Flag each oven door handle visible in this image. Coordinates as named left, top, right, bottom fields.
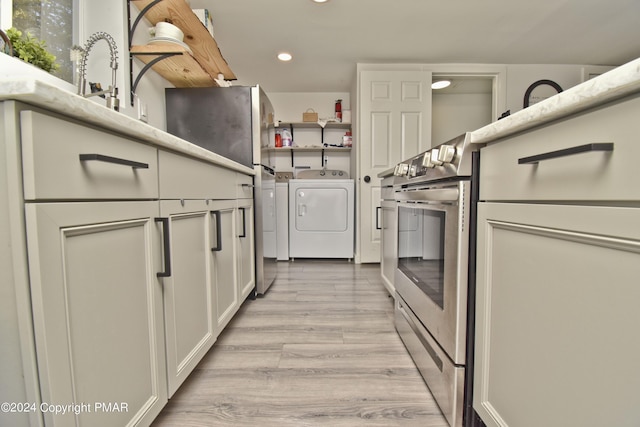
left=395, top=188, right=459, bottom=202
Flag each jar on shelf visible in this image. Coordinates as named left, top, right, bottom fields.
left=343, top=131, right=352, bottom=147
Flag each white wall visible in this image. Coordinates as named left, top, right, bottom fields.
left=267, top=92, right=351, bottom=123
left=432, top=92, right=493, bottom=144
left=504, top=64, right=615, bottom=114
left=0, top=0, right=11, bottom=29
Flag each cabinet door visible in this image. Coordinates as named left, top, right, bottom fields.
left=24, top=201, right=167, bottom=427
left=358, top=70, right=432, bottom=262
left=159, top=200, right=217, bottom=396
left=237, top=198, right=256, bottom=300
left=474, top=202, right=640, bottom=427
left=210, top=200, right=239, bottom=332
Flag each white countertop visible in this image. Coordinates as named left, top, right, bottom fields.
left=0, top=78, right=255, bottom=175
left=470, top=57, right=640, bottom=145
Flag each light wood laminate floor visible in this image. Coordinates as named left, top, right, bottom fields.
left=152, top=260, right=448, bottom=427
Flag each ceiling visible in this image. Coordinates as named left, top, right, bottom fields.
left=189, top=0, right=640, bottom=93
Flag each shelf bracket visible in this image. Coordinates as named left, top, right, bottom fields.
left=128, top=0, right=172, bottom=106
left=129, top=0, right=164, bottom=46
left=130, top=52, right=181, bottom=104
left=289, top=123, right=295, bottom=167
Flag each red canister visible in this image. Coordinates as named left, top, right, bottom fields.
left=335, top=99, right=342, bottom=123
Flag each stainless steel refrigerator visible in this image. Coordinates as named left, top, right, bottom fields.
left=165, top=85, right=277, bottom=295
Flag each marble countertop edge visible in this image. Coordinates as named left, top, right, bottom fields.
left=0, top=78, right=255, bottom=175
left=470, top=58, right=640, bottom=145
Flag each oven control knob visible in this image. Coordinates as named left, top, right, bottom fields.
left=422, top=151, right=435, bottom=168
left=438, top=145, right=456, bottom=164
left=409, top=164, right=417, bottom=177
left=395, top=163, right=409, bottom=176
left=430, top=149, right=443, bottom=166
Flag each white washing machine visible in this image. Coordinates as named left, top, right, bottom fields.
left=289, top=170, right=354, bottom=259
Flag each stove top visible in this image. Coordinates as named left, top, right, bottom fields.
left=393, top=133, right=478, bottom=184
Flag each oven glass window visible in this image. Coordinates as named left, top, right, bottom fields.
left=397, top=206, right=445, bottom=309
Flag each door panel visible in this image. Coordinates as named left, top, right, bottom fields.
left=25, top=201, right=167, bottom=427
left=371, top=112, right=391, bottom=167
left=159, top=200, right=216, bottom=396
left=475, top=202, right=640, bottom=427
left=210, top=201, right=238, bottom=333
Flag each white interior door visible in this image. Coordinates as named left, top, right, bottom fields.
left=358, top=70, right=432, bottom=263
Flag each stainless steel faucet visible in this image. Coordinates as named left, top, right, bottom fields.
left=76, top=32, right=120, bottom=111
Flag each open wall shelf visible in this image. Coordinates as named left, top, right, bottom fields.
left=128, top=0, right=236, bottom=102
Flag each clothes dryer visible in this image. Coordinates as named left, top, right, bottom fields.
left=289, top=173, right=354, bottom=259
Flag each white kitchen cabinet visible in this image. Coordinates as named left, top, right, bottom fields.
left=474, top=95, right=640, bottom=427
left=158, top=149, right=237, bottom=200
left=14, top=105, right=168, bottom=427
left=158, top=150, right=255, bottom=392
left=159, top=200, right=217, bottom=397
left=474, top=203, right=640, bottom=427
left=1, top=100, right=257, bottom=427
left=210, top=199, right=239, bottom=333
left=207, top=196, right=254, bottom=335
left=25, top=201, right=168, bottom=427
left=20, top=110, right=159, bottom=201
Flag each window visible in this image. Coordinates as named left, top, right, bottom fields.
left=11, top=0, right=75, bottom=82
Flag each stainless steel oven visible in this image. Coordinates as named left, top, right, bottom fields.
left=393, top=133, right=480, bottom=427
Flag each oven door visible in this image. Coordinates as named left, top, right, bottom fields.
left=395, top=181, right=470, bottom=365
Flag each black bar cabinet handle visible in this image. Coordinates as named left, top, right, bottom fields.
left=210, top=210, right=222, bottom=252
left=375, top=206, right=382, bottom=230
left=79, top=153, right=149, bottom=169
left=155, top=217, right=171, bottom=278
left=518, top=143, right=614, bottom=165
left=238, top=207, right=247, bottom=238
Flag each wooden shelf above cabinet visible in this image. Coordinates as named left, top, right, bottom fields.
left=131, top=0, right=236, bottom=81
left=130, top=44, right=218, bottom=87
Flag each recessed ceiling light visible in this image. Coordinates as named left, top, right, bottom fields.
left=432, top=80, right=451, bottom=90
left=312, top=0, right=330, bottom=3
left=277, top=52, right=292, bottom=61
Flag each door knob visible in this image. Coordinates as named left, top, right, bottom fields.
left=364, top=175, right=371, bottom=183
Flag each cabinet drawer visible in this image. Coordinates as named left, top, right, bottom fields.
left=480, top=95, right=640, bottom=202
left=159, top=149, right=237, bottom=199
left=236, top=174, right=253, bottom=199
left=20, top=110, right=158, bottom=200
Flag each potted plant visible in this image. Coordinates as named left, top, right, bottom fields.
left=4, top=27, right=59, bottom=73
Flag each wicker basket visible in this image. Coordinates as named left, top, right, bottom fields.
left=302, top=108, right=318, bottom=122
